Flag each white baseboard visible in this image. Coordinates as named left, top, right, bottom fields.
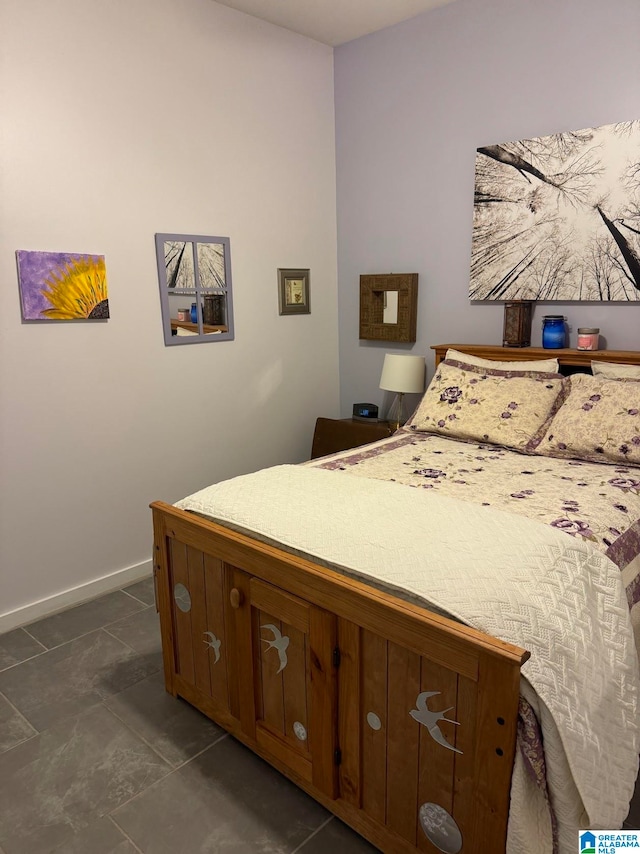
left=0, top=559, right=154, bottom=633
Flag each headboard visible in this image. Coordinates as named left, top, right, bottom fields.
left=431, top=344, right=640, bottom=375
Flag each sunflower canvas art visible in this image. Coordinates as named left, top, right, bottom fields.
left=16, top=250, right=109, bottom=320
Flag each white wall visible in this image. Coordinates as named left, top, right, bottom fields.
left=0, top=0, right=339, bottom=625
left=334, top=0, right=640, bottom=416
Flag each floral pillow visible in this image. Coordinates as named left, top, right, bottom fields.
left=535, top=372, right=640, bottom=466
left=406, top=359, right=567, bottom=452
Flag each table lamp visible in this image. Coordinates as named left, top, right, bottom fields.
left=379, top=353, right=425, bottom=431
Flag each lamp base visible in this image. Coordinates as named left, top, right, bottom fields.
left=386, top=392, right=405, bottom=432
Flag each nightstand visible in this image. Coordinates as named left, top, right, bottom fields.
left=310, top=418, right=393, bottom=460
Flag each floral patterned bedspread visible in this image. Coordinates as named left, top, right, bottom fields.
left=309, top=431, right=640, bottom=614
left=308, top=430, right=640, bottom=849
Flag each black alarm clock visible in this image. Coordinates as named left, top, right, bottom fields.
left=353, top=402, right=379, bottom=421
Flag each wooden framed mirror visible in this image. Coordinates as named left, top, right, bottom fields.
left=359, top=273, right=418, bottom=343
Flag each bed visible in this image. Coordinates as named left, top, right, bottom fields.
left=151, top=344, right=640, bottom=854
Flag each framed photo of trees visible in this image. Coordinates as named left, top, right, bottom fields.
left=470, top=120, right=640, bottom=301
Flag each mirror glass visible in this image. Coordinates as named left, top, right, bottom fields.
left=383, top=290, right=399, bottom=324
left=155, top=233, right=234, bottom=346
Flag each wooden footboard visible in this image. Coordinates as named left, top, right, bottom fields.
left=151, top=500, right=530, bottom=854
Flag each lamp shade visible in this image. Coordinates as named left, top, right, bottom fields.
left=379, top=353, right=425, bottom=394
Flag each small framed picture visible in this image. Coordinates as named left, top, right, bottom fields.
left=278, top=268, right=310, bottom=315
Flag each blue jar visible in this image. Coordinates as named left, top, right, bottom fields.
left=542, top=315, right=566, bottom=349
left=190, top=302, right=198, bottom=324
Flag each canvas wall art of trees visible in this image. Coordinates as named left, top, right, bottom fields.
left=16, top=250, right=109, bottom=320
left=469, top=120, right=640, bottom=301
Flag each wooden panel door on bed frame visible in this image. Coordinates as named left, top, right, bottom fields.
left=154, top=538, right=338, bottom=799
left=152, top=501, right=528, bottom=854
left=230, top=568, right=339, bottom=797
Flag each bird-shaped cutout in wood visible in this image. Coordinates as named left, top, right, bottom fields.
left=203, top=631, right=221, bottom=663
left=260, top=624, right=290, bottom=673
left=409, top=691, right=462, bottom=754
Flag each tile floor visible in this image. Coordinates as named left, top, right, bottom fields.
left=0, top=579, right=377, bottom=854
left=0, top=578, right=637, bottom=853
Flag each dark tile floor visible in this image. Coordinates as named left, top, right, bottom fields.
left=0, top=578, right=638, bottom=853
left=0, top=579, right=376, bottom=854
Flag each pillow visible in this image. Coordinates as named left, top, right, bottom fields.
left=406, top=360, right=567, bottom=452
left=445, top=348, right=559, bottom=373
left=535, top=372, right=640, bottom=466
left=591, top=361, right=640, bottom=379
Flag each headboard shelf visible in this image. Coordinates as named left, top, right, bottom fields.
left=432, top=344, right=640, bottom=369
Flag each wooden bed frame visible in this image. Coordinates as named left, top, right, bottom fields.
left=432, top=344, right=640, bottom=370
left=151, top=344, right=640, bottom=854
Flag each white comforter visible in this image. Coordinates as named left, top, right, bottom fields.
left=176, top=464, right=640, bottom=853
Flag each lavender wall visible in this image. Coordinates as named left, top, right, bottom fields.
left=334, top=0, right=640, bottom=416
